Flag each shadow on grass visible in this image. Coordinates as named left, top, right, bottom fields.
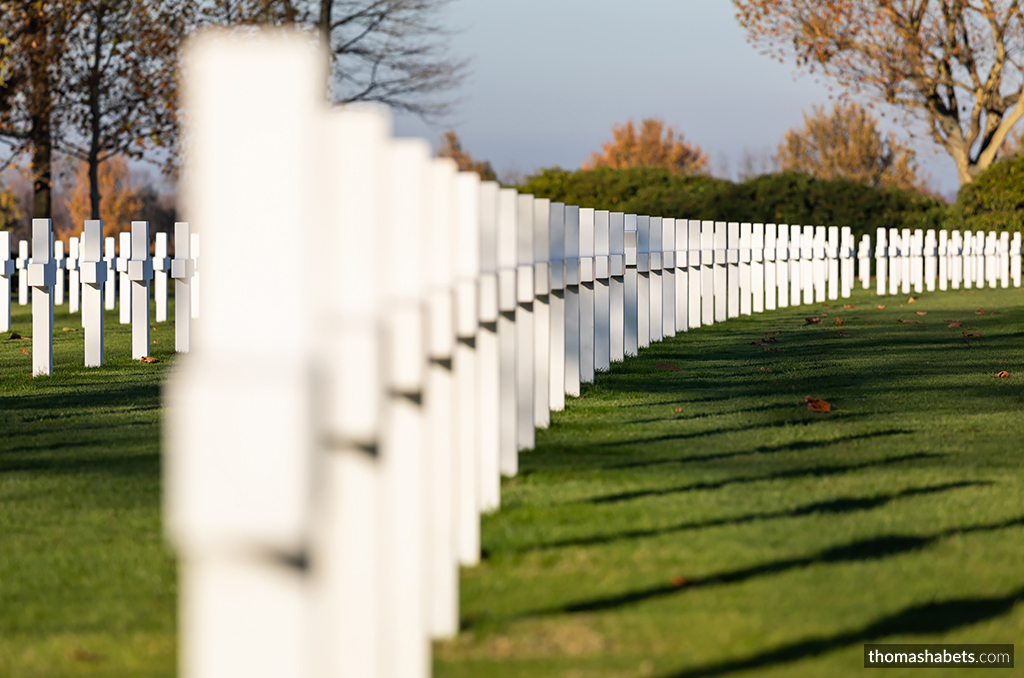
left=2, top=382, right=161, bottom=413
left=514, top=481, right=988, bottom=553
left=601, top=428, right=915, bottom=471
left=0, top=451, right=159, bottom=475
left=581, top=452, right=945, bottom=505
left=464, top=515, right=1024, bottom=630
left=659, top=584, right=1024, bottom=678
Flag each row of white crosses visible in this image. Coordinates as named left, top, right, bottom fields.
left=2, top=219, right=198, bottom=373
left=5, top=226, right=199, bottom=320
left=868, top=227, right=1023, bottom=295
left=163, top=31, right=1024, bottom=678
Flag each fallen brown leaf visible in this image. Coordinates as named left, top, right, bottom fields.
left=655, top=361, right=681, bottom=371
left=975, top=308, right=986, bottom=314
left=140, top=356, right=161, bottom=364
left=908, top=297, right=917, bottom=303
left=915, top=311, right=927, bottom=315
left=898, top=319, right=921, bottom=324
left=674, top=406, right=683, bottom=413
left=835, top=317, right=844, bottom=325
left=671, top=576, right=691, bottom=588
left=877, top=305, right=886, bottom=309
left=805, top=396, right=832, bottom=413
left=805, top=317, right=821, bottom=325
left=68, top=648, right=103, bottom=663
left=996, top=371, right=1009, bottom=378
left=963, top=332, right=981, bottom=338
left=61, top=327, right=77, bottom=332
left=948, top=322, right=962, bottom=328
left=9, top=332, right=29, bottom=340
left=20, top=347, right=28, bottom=355
left=843, top=304, right=855, bottom=309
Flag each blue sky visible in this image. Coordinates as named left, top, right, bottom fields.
left=393, top=0, right=960, bottom=197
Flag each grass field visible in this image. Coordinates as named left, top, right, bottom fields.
left=2, top=284, right=1023, bottom=677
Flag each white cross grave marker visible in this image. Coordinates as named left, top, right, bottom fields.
left=0, top=232, right=12, bottom=331
left=578, top=207, right=595, bottom=382
left=154, top=232, right=171, bottom=322
left=166, top=33, right=324, bottom=678
left=924, top=230, right=937, bottom=292
left=1000, top=231, right=1010, bottom=288
left=563, top=205, right=581, bottom=396
left=662, top=217, right=676, bottom=335
left=28, top=219, right=56, bottom=376
left=887, top=228, right=900, bottom=295
left=798, top=226, right=811, bottom=306
left=840, top=227, right=853, bottom=298
left=68, top=236, right=81, bottom=314
left=515, top=192, right=536, bottom=449
left=858, top=234, right=871, bottom=291
left=454, top=170, right=482, bottom=566
left=674, top=218, right=688, bottom=330
left=739, top=222, right=753, bottom=315
left=118, top=231, right=131, bottom=324
left=789, top=225, right=803, bottom=307
left=962, top=230, right=974, bottom=289
left=129, top=221, right=153, bottom=359
left=424, top=158, right=458, bottom=640
left=594, top=210, right=612, bottom=371
left=309, top=107, right=388, bottom=678
left=16, top=239, right=28, bottom=306
left=901, top=228, right=912, bottom=294
left=1011, top=232, right=1022, bottom=288
left=533, top=198, right=552, bottom=427
left=624, top=214, right=639, bottom=356
left=104, top=236, right=116, bottom=310
left=726, top=221, right=740, bottom=318
left=497, top=188, right=520, bottom=471
left=547, top=202, right=566, bottom=411
left=54, top=239, right=66, bottom=306
left=760, top=223, right=773, bottom=312
left=713, top=221, right=727, bottom=322
left=80, top=221, right=107, bottom=367
left=648, top=216, right=663, bottom=341
left=687, top=220, right=702, bottom=327
left=171, top=222, right=194, bottom=353
left=938, top=229, right=949, bottom=291
left=826, top=226, right=839, bottom=301
left=775, top=225, right=789, bottom=309
left=637, top=215, right=652, bottom=345
left=477, top=182, right=502, bottom=511
left=911, top=228, right=924, bottom=293
left=700, top=221, right=714, bottom=325
left=875, top=228, right=888, bottom=295
left=610, top=212, right=626, bottom=358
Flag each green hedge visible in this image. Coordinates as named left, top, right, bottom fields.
left=950, top=154, right=1024, bottom=232
left=518, top=167, right=947, bottom=239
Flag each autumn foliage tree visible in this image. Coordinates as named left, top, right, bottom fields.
left=63, top=154, right=141, bottom=237
left=61, top=0, right=191, bottom=220
left=437, top=130, right=496, bottom=181
left=734, top=0, right=1024, bottom=185
left=584, top=118, right=709, bottom=174
left=207, top=0, right=466, bottom=118
left=778, top=102, right=924, bottom=191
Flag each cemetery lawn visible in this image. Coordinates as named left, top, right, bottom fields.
left=1, top=288, right=1022, bottom=678
left=0, top=299, right=178, bottom=678
left=437, top=286, right=1024, bottom=678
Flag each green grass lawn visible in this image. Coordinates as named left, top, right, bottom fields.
left=1, top=296, right=179, bottom=677
left=2, top=284, right=1023, bottom=677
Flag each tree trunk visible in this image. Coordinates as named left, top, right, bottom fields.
left=87, top=10, right=104, bottom=221
left=26, top=8, right=53, bottom=219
